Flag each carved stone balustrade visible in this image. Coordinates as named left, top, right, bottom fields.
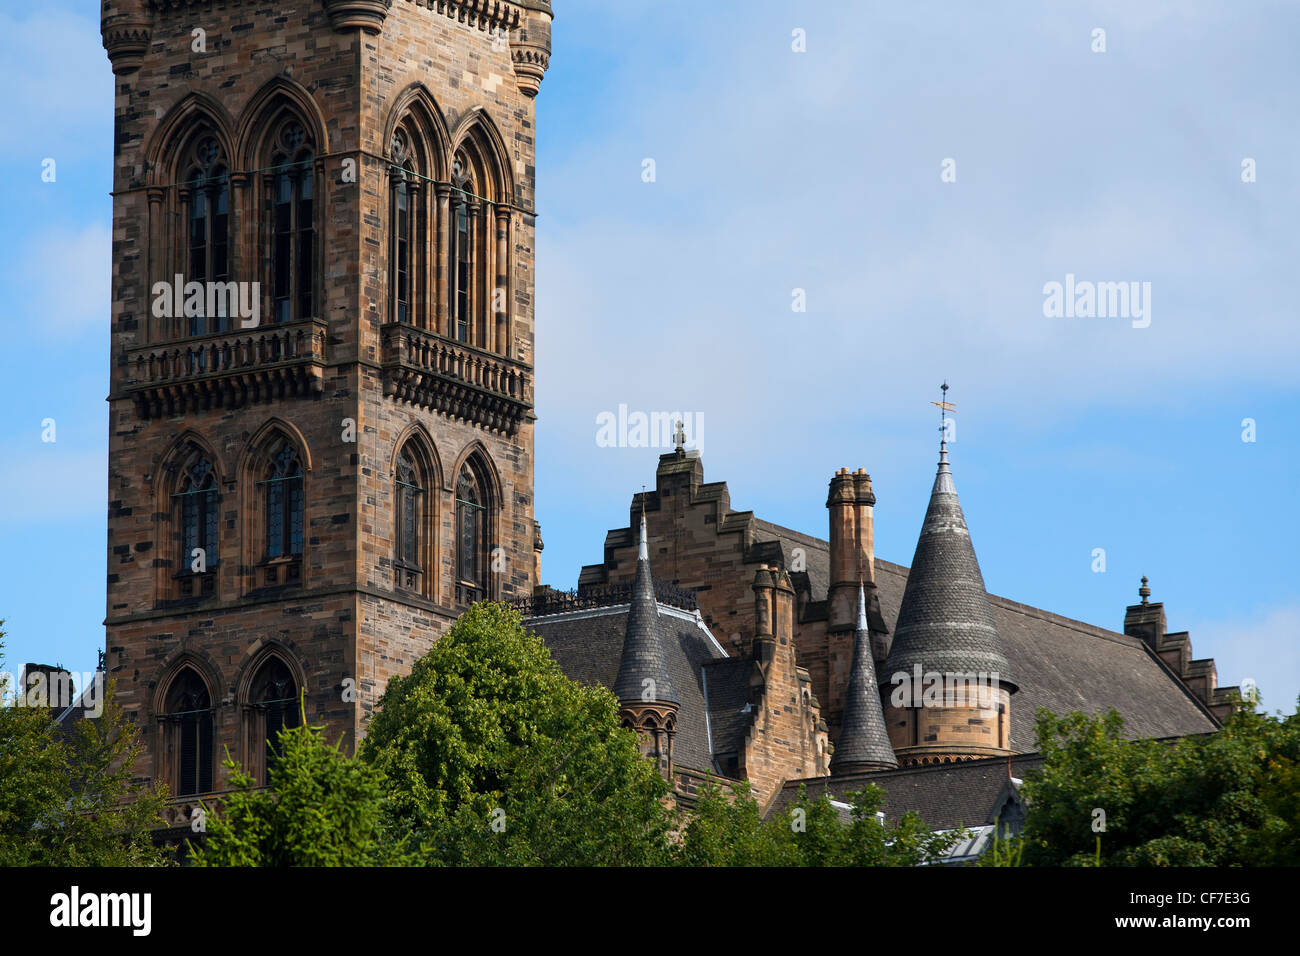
left=121, top=320, right=327, bottom=420
left=380, top=323, right=533, bottom=435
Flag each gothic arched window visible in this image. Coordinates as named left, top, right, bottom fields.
left=269, top=120, right=315, bottom=323
left=164, top=667, right=213, bottom=797
left=260, top=441, right=304, bottom=587
left=394, top=451, right=424, bottom=591
left=184, top=136, right=230, bottom=336
left=390, top=130, right=421, bottom=325
left=455, top=463, right=488, bottom=604
left=176, top=455, right=218, bottom=597
left=247, top=656, right=300, bottom=786
left=450, top=152, right=475, bottom=344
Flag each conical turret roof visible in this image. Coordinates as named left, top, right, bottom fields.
left=831, top=583, right=898, bottom=773
left=613, top=512, right=678, bottom=705
left=883, top=448, right=1016, bottom=690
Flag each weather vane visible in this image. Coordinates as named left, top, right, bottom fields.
left=931, top=381, right=955, bottom=458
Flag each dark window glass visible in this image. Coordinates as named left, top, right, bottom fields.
left=265, top=444, right=303, bottom=559
left=456, top=466, right=485, bottom=592
left=179, top=456, right=218, bottom=575
left=395, top=453, right=420, bottom=573
left=166, top=669, right=213, bottom=797
left=271, top=139, right=314, bottom=324
left=454, top=198, right=470, bottom=342
left=394, top=178, right=410, bottom=324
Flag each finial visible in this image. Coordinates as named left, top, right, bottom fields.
left=931, top=381, right=955, bottom=462
left=856, top=578, right=868, bottom=631
left=638, top=492, right=649, bottom=562
left=1139, top=575, right=1150, bottom=605
left=673, top=420, right=686, bottom=456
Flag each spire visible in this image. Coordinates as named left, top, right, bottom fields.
left=614, top=508, right=677, bottom=706
left=831, top=582, right=898, bottom=773
left=884, top=395, right=1016, bottom=691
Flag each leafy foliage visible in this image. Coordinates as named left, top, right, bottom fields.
left=0, top=626, right=170, bottom=866
left=677, top=781, right=960, bottom=866
left=1017, top=701, right=1300, bottom=866
left=191, top=713, right=399, bottom=867
left=359, top=602, right=675, bottom=865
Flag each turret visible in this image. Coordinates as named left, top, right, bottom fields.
left=830, top=584, right=898, bottom=774
left=614, top=510, right=679, bottom=775
left=882, top=424, right=1017, bottom=765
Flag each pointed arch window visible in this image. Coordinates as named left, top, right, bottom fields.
left=175, top=455, right=218, bottom=597
left=390, top=131, right=422, bottom=326
left=247, top=657, right=301, bottom=786
left=269, top=120, right=315, bottom=323
left=456, top=463, right=488, bottom=604
left=163, top=668, right=213, bottom=797
left=394, top=451, right=424, bottom=591
left=450, top=153, right=476, bottom=344
left=184, top=136, right=230, bottom=337
left=259, top=441, right=303, bottom=587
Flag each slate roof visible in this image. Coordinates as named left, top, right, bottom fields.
left=883, top=451, right=1016, bottom=690
left=526, top=604, right=736, bottom=777
left=751, top=533, right=1218, bottom=751
left=613, top=515, right=677, bottom=705
left=768, top=753, right=1045, bottom=829
left=830, top=584, right=897, bottom=772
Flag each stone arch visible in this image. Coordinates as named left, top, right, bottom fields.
left=391, top=422, right=442, bottom=600
left=235, top=75, right=329, bottom=170
left=448, top=439, right=501, bottom=502
left=238, top=418, right=312, bottom=592
left=146, top=92, right=237, bottom=185
left=383, top=82, right=452, bottom=182
left=450, top=106, right=514, bottom=205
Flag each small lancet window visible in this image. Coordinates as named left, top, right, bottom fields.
left=185, top=136, right=230, bottom=336
left=249, top=657, right=301, bottom=786
left=176, top=455, right=218, bottom=596
left=394, top=451, right=423, bottom=589
left=164, top=668, right=213, bottom=796
left=270, top=120, right=315, bottom=323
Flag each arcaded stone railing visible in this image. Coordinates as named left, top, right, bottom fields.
left=380, top=323, right=533, bottom=435
left=121, top=319, right=327, bottom=419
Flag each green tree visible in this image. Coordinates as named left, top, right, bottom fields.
left=360, top=602, right=674, bottom=866
left=1018, top=700, right=1300, bottom=866
left=191, top=712, right=398, bottom=867
left=0, top=626, right=170, bottom=866
left=677, top=781, right=959, bottom=866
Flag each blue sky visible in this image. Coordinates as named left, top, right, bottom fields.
left=0, top=1, right=1296, bottom=714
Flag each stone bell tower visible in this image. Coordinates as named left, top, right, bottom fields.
left=100, top=0, right=551, bottom=817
